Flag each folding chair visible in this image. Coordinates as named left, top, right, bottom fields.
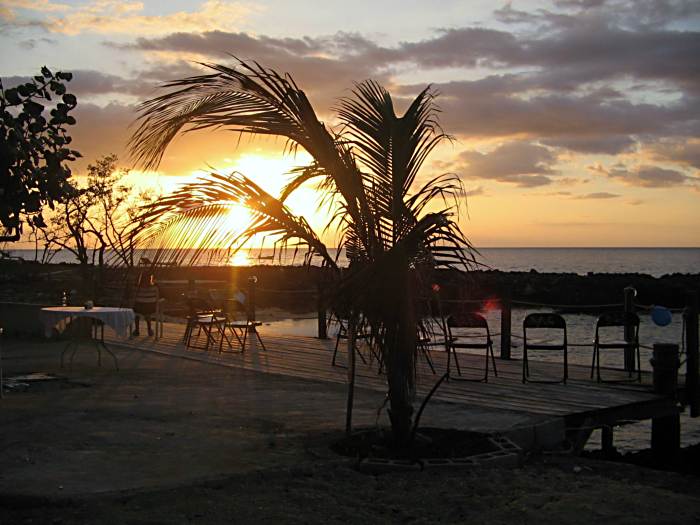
left=218, top=298, right=266, bottom=353
left=522, top=313, right=568, bottom=384
left=591, top=311, right=641, bottom=383
left=445, top=311, right=498, bottom=382
left=331, top=314, right=374, bottom=367
left=184, top=296, right=225, bottom=352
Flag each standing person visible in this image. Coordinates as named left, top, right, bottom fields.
left=133, top=273, right=159, bottom=336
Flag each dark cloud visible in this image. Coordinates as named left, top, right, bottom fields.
left=2, top=69, right=154, bottom=98
left=18, top=37, right=56, bottom=50
left=632, top=166, right=692, bottom=187
left=106, top=31, right=386, bottom=109
left=573, top=192, right=621, bottom=199
left=456, top=142, right=558, bottom=187
left=465, top=186, right=486, bottom=197
left=5, top=1, right=694, bottom=183
left=590, top=162, right=695, bottom=187
left=411, top=79, right=695, bottom=148
left=542, top=136, right=637, bottom=155
left=99, top=7, right=699, bottom=161
left=70, top=102, right=135, bottom=171
left=649, top=140, right=700, bottom=169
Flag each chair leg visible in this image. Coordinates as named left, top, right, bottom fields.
left=489, top=343, right=498, bottom=377
left=590, top=345, right=597, bottom=379
left=522, top=348, right=528, bottom=383
left=422, top=345, right=436, bottom=375
left=452, top=348, right=462, bottom=376
left=637, top=345, right=642, bottom=382
left=331, top=332, right=342, bottom=366
left=254, top=328, right=267, bottom=352
left=483, top=346, right=489, bottom=382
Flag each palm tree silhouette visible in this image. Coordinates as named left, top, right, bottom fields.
left=129, top=60, right=477, bottom=445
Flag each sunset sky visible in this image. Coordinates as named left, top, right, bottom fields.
left=2, top=0, right=699, bottom=247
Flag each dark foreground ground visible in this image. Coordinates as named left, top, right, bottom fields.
left=1, top=338, right=699, bottom=524
left=5, top=458, right=700, bottom=525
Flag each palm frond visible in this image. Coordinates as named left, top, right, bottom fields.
left=337, top=81, right=451, bottom=248
left=132, top=171, right=337, bottom=269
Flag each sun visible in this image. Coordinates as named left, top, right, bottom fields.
left=224, top=204, right=252, bottom=235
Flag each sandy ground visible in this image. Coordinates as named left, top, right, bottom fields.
left=1, top=338, right=699, bottom=524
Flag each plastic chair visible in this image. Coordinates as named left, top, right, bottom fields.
left=445, top=311, right=497, bottom=382
left=522, top=313, right=568, bottom=384
left=591, top=311, right=641, bottom=383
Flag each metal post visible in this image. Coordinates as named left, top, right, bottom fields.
left=500, top=297, right=511, bottom=360
left=247, top=276, right=257, bottom=323
left=0, top=327, right=4, bottom=399
left=601, top=426, right=614, bottom=456
left=345, top=313, right=357, bottom=436
left=317, top=281, right=327, bottom=340
left=685, top=290, right=699, bottom=417
left=650, top=343, right=680, bottom=460
left=623, top=286, right=636, bottom=372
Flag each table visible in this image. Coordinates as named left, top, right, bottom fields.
left=40, top=306, right=135, bottom=369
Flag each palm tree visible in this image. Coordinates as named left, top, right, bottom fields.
left=128, top=60, right=476, bottom=445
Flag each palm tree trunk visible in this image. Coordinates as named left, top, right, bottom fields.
left=384, top=263, right=417, bottom=446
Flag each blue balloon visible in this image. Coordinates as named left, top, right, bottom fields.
left=651, top=305, right=672, bottom=327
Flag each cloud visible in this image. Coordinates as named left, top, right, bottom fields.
left=542, top=136, right=637, bottom=155
left=102, top=5, right=699, bottom=156
left=456, top=142, right=558, bottom=187
left=2, top=0, right=69, bottom=13
left=1, top=0, right=256, bottom=35
left=108, top=32, right=387, bottom=110
left=17, top=36, right=56, bottom=49
left=649, top=140, right=700, bottom=169
left=573, top=192, right=621, bottom=199
left=589, top=162, right=696, bottom=188
left=465, top=186, right=486, bottom=197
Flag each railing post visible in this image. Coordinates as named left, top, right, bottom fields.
left=247, top=276, right=257, bottom=323
left=317, top=281, right=328, bottom=339
left=0, top=327, right=4, bottom=399
left=623, top=286, right=636, bottom=372
left=650, top=343, right=680, bottom=460
left=500, top=296, right=512, bottom=360
left=345, top=313, right=357, bottom=436
left=685, top=290, right=699, bottom=417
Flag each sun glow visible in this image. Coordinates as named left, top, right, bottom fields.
left=227, top=152, right=333, bottom=243
left=224, top=204, right=253, bottom=236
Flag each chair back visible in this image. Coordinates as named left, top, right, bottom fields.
left=186, top=295, right=213, bottom=316
left=448, top=311, right=489, bottom=330
left=523, top=313, right=567, bottom=350
left=596, top=311, right=639, bottom=329
left=524, top=312, right=566, bottom=330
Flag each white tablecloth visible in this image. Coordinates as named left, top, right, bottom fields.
left=41, top=306, right=135, bottom=338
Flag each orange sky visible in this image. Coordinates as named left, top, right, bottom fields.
left=2, top=0, right=699, bottom=247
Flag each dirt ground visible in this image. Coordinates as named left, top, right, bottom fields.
left=1, top=338, right=699, bottom=524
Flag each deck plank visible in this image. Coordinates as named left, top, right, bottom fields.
left=105, top=322, right=672, bottom=421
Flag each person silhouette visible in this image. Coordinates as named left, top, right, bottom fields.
left=133, top=273, right=159, bottom=336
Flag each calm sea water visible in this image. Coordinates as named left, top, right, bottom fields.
left=8, top=247, right=699, bottom=276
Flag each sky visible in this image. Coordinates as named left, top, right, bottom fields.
left=1, top=0, right=699, bottom=247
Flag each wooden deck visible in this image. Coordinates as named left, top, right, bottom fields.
left=106, top=321, right=679, bottom=440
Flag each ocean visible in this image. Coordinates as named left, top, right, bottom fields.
left=8, top=247, right=700, bottom=276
